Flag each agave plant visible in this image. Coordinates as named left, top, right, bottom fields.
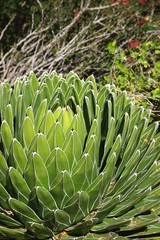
left=0, top=72, right=160, bottom=239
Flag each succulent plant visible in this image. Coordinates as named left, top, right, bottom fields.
left=0, top=71, right=160, bottom=239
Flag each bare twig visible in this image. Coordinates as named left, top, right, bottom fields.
left=0, top=15, right=16, bottom=41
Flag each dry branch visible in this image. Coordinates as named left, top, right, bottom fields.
left=0, top=1, right=159, bottom=84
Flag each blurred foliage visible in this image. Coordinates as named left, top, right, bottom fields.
left=104, top=40, right=160, bottom=96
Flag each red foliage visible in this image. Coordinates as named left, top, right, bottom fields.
left=139, top=0, right=147, bottom=4
left=127, top=40, right=140, bottom=48
left=120, top=0, right=129, bottom=3
left=111, top=1, right=117, bottom=4
left=139, top=19, right=146, bottom=25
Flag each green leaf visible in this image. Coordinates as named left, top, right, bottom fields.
left=9, top=198, right=42, bottom=224
left=23, top=117, right=35, bottom=150
left=109, top=187, right=151, bottom=217
left=95, top=195, right=120, bottom=222
left=36, top=186, right=57, bottom=210
left=0, top=83, right=11, bottom=120
left=70, top=106, right=87, bottom=145
left=33, top=153, right=50, bottom=189
left=46, top=147, right=69, bottom=184
left=66, top=217, right=98, bottom=236
left=72, top=153, right=93, bottom=191
left=26, top=222, right=53, bottom=239
left=0, top=151, right=8, bottom=186
left=120, top=149, right=141, bottom=179
left=84, top=134, right=99, bottom=179
left=37, top=133, right=50, bottom=163
left=54, top=209, right=71, bottom=232
left=114, top=91, right=127, bottom=121
left=116, top=126, right=139, bottom=178
left=22, top=81, right=34, bottom=109
left=1, top=120, right=13, bottom=155
left=92, top=217, right=131, bottom=233
left=4, top=104, right=14, bottom=135
left=44, top=110, right=56, bottom=135
left=47, top=121, right=65, bottom=149
left=24, top=155, right=36, bottom=190
left=108, top=173, right=137, bottom=197
left=13, top=139, right=27, bottom=173
left=33, top=90, right=42, bottom=115
left=15, top=94, right=23, bottom=138
left=137, top=140, right=160, bottom=173
left=86, top=173, right=106, bottom=211
left=0, top=227, right=31, bottom=239
left=8, top=167, right=30, bottom=203
left=64, top=191, right=89, bottom=223
left=63, top=130, right=82, bottom=171
left=0, top=212, right=22, bottom=227
left=0, top=183, right=10, bottom=210
left=155, top=61, right=160, bottom=70
left=28, top=72, right=39, bottom=92
left=35, top=99, right=47, bottom=132
left=50, top=171, right=75, bottom=208
left=26, top=106, right=34, bottom=124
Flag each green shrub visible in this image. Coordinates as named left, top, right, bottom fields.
left=104, top=40, right=160, bottom=97
left=0, top=72, right=160, bottom=239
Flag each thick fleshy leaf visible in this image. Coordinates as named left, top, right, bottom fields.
left=66, top=217, right=98, bottom=236
left=0, top=227, right=31, bottom=239
left=23, top=154, right=36, bottom=190
left=33, top=153, right=50, bottom=189
left=37, top=133, right=50, bottom=163
left=28, top=71, right=39, bottom=92
left=4, top=104, right=14, bottom=135
left=70, top=107, right=87, bottom=146
left=13, top=139, right=27, bottom=173
left=46, top=147, right=69, bottom=184
left=22, top=81, right=34, bottom=109
left=63, top=130, right=82, bottom=171
left=0, top=83, right=11, bottom=120
left=34, top=99, right=47, bottom=132
left=84, top=134, right=99, bottom=180
left=23, top=117, right=35, bottom=150
left=50, top=170, right=75, bottom=208
left=26, top=106, right=34, bottom=124
left=109, top=187, right=151, bottom=217
left=0, top=183, right=10, bottom=209
left=116, top=125, right=139, bottom=178
left=8, top=167, right=30, bottom=203
left=86, top=173, right=106, bottom=211
left=47, top=121, right=65, bottom=149
left=26, top=222, right=53, bottom=239
left=64, top=191, right=89, bottom=223
left=0, top=151, right=8, bottom=186
left=36, top=186, right=58, bottom=210
left=72, top=153, right=93, bottom=191
left=1, top=120, right=13, bottom=155
left=54, top=209, right=71, bottom=232
left=44, top=110, right=56, bottom=135
left=9, top=198, right=42, bottom=224
left=0, top=212, right=22, bottom=227
left=95, top=195, right=120, bottom=223
left=92, top=217, right=131, bottom=233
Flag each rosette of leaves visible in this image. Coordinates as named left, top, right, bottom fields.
left=0, top=72, right=160, bottom=240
